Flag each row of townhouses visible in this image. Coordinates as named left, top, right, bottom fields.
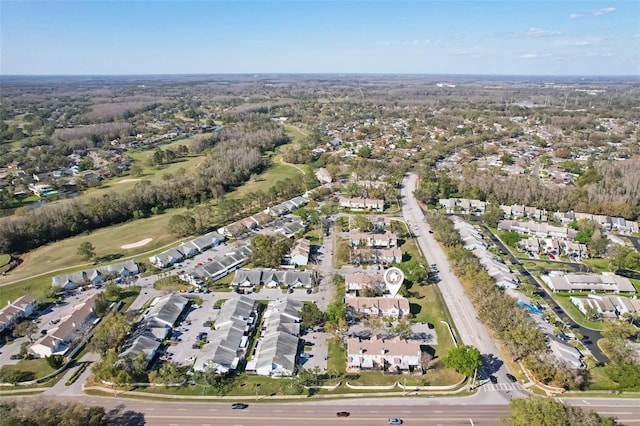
left=52, top=260, right=140, bottom=290
left=453, top=217, right=519, bottom=289
left=0, top=296, right=36, bottom=333
left=248, top=298, right=303, bottom=376
left=541, top=272, right=636, bottom=294
left=570, top=294, right=640, bottom=320
left=194, top=296, right=258, bottom=374
left=231, top=269, right=316, bottom=289
left=120, top=294, right=189, bottom=368
left=339, top=197, right=385, bottom=212
left=439, top=198, right=639, bottom=234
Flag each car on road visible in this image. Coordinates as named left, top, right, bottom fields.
left=336, top=411, right=350, bottom=417
left=387, top=418, right=403, bottom=425
left=231, top=403, right=248, bottom=409
left=489, top=375, right=498, bottom=384
left=506, top=373, right=517, bottom=383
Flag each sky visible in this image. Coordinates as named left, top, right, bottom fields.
left=1, top=0, right=639, bottom=76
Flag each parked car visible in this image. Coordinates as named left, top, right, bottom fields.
left=489, top=375, right=498, bottom=384
left=231, top=403, right=248, bottom=409
left=336, top=411, right=350, bottom=417
left=387, top=418, right=403, bottom=425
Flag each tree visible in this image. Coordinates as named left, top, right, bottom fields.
left=46, top=354, right=65, bottom=369
left=104, top=282, right=122, bottom=300
left=89, top=313, right=130, bottom=355
left=420, top=351, right=433, bottom=372
left=94, top=292, right=111, bottom=317
left=483, top=204, right=504, bottom=228
left=250, top=234, right=292, bottom=268
left=503, top=397, right=614, bottom=426
left=13, top=321, right=38, bottom=343
left=443, top=345, right=482, bottom=377
left=129, top=164, right=144, bottom=177
left=357, top=146, right=372, bottom=158
left=77, top=241, right=96, bottom=261
left=167, top=213, right=196, bottom=237
left=325, top=300, right=346, bottom=326
left=301, top=302, right=325, bottom=329
left=394, top=320, right=413, bottom=339
left=0, top=399, right=107, bottom=426
left=149, top=362, right=184, bottom=385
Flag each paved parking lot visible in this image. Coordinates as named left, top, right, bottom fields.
left=165, top=301, right=220, bottom=368
left=0, top=288, right=102, bottom=365
left=298, top=330, right=330, bottom=372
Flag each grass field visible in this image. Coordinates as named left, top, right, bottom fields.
left=228, top=154, right=308, bottom=200
left=0, top=254, right=11, bottom=267
left=0, top=358, right=56, bottom=382
left=283, top=124, right=309, bottom=142
left=582, top=258, right=611, bottom=273
left=78, top=155, right=206, bottom=198
left=0, top=208, right=190, bottom=306
left=553, top=294, right=604, bottom=330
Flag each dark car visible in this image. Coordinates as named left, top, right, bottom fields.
left=231, top=403, right=248, bottom=409
left=489, top=375, right=498, bottom=384
left=506, top=373, right=517, bottom=383
left=336, top=411, right=350, bottom=417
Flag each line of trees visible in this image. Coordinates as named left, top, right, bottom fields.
left=425, top=212, right=588, bottom=389
left=0, top=119, right=288, bottom=253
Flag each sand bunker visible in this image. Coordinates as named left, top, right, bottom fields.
left=116, top=178, right=141, bottom=184
left=121, top=238, right=153, bottom=249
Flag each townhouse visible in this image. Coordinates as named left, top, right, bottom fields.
left=0, top=295, right=36, bottom=333
left=347, top=335, right=422, bottom=373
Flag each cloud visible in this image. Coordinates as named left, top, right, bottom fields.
left=562, top=40, right=592, bottom=46
left=569, top=7, right=616, bottom=19
left=518, top=52, right=551, bottom=59
left=523, top=27, right=562, bottom=37
left=584, top=52, right=614, bottom=57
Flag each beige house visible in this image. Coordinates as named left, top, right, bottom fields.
left=30, top=294, right=98, bottom=358
left=346, top=297, right=410, bottom=318
left=347, top=336, right=421, bottom=373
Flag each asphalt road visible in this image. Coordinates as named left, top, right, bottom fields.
left=400, top=173, right=515, bottom=386
left=14, top=394, right=640, bottom=426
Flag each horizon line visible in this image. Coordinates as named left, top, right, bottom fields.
left=2, top=72, right=640, bottom=79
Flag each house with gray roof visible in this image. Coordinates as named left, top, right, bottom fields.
left=193, top=296, right=257, bottom=374
left=249, top=298, right=302, bottom=376
left=149, top=247, right=186, bottom=268
left=231, top=269, right=316, bottom=289
left=52, top=260, right=140, bottom=289
left=147, top=294, right=189, bottom=327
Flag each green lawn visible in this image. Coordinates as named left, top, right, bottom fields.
left=284, top=124, right=309, bottom=142
left=582, top=258, right=611, bottom=273
left=408, top=285, right=458, bottom=355
left=553, top=294, right=603, bottom=330
left=0, top=358, right=56, bottom=382
left=327, top=337, right=346, bottom=373
left=228, top=154, right=307, bottom=200
left=0, top=209, right=190, bottom=306
left=0, top=254, right=11, bottom=267
left=77, top=155, right=205, bottom=198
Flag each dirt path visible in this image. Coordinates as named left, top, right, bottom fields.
left=279, top=157, right=306, bottom=175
